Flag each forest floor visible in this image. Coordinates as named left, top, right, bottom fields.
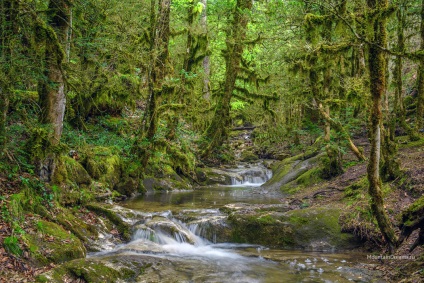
left=0, top=137, right=423, bottom=282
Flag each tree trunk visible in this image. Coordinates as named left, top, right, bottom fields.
left=37, top=0, right=71, bottom=181
left=416, top=0, right=424, bottom=130
left=202, top=0, right=253, bottom=157
left=0, top=88, right=8, bottom=155
left=316, top=102, right=366, bottom=161
left=200, top=0, right=211, bottom=100
left=39, top=0, right=71, bottom=144
left=0, top=0, right=17, bottom=155
left=139, top=0, right=171, bottom=167
left=366, top=0, right=397, bottom=253
left=392, top=5, right=420, bottom=141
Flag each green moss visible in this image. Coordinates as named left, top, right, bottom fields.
left=240, top=150, right=259, bottom=162
left=38, top=259, right=122, bottom=283
left=295, top=167, right=322, bottom=186
left=52, top=207, right=98, bottom=243
left=83, top=146, right=122, bottom=188
left=22, top=220, right=86, bottom=266
left=401, top=195, right=424, bottom=228
left=228, top=212, right=293, bottom=247
left=256, top=214, right=277, bottom=225
left=265, top=160, right=295, bottom=187
left=344, top=177, right=369, bottom=200
left=63, top=156, right=92, bottom=185
left=37, top=256, right=154, bottom=283
left=228, top=207, right=359, bottom=250
left=398, top=137, right=424, bottom=149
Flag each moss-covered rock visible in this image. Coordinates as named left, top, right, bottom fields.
left=22, top=220, right=86, bottom=266
left=114, top=177, right=142, bottom=197
left=142, top=176, right=192, bottom=192
left=36, top=253, right=192, bottom=283
left=83, top=146, right=122, bottom=188
left=194, top=167, right=240, bottom=186
left=36, top=257, right=137, bottom=283
left=227, top=206, right=360, bottom=250
left=240, top=150, right=259, bottom=162
left=262, top=153, right=323, bottom=194
left=51, top=156, right=91, bottom=187
left=49, top=207, right=98, bottom=243
left=63, top=156, right=92, bottom=185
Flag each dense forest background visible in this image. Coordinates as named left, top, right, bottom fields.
left=1, top=0, right=424, bottom=281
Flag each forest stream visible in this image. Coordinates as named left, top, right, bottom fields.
left=84, top=163, right=381, bottom=283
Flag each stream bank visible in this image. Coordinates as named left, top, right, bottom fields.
left=34, top=163, right=380, bottom=282
left=1, top=138, right=423, bottom=282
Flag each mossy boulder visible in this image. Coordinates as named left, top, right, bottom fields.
left=36, top=257, right=137, bottom=283
left=23, top=220, right=86, bottom=266
left=240, top=150, right=259, bottom=162
left=195, top=167, right=240, bottom=185
left=48, top=207, right=98, bottom=244
left=51, top=156, right=91, bottom=187
left=83, top=146, right=122, bottom=188
left=36, top=253, right=196, bottom=283
left=227, top=206, right=360, bottom=251
left=262, top=153, right=323, bottom=195
left=114, top=177, right=142, bottom=197
left=63, top=156, right=92, bottom=185
left=142, top=176, right=191, bottom=192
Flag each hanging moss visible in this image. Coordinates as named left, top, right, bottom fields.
left=320, top=42, right=352, bottom=54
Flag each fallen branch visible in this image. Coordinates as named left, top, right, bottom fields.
left=231, top=126, right=257, bottom=131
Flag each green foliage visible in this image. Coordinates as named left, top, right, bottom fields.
left=230, top=100, right=246, bottom=110
left=3, top=236, right=22, bottom=256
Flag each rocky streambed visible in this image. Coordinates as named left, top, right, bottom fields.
left=38, top=162, right=384, bottom=283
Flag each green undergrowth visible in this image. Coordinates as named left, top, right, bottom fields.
left=339, top=177, right=394, bottom=247
left=397, top=136, right=424, bottom=149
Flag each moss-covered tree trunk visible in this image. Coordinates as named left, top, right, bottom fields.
left=366, top=0, right=397, bottom=253
left=37, top=0, right=71, bottom=181
left=139, top=0, right=171, bottom=167
left=392, top=4, right=420, bottom=141
left=0, top=0, right=17, bottom=155
left=39, top=0, right=71, bottom=143
left=201, top=0, right=211, bottom=100
left=416, top=0, right=424, bottom=131
left=202, top=0, right=252, bottom=158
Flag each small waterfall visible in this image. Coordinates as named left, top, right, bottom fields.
left=131, top=209, right=230, bottom=252
left=229, top=164, right=273, bottom=186
left=133, top=217, right=202, bottom=245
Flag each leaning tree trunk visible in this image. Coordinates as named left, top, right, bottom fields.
left=202, top=0, right=253, bottom=158
left=366, top=0, right=398, bottom=253
left=37, top=0, right=71, bottom=181
left=416, top=0, right=424, bottom=131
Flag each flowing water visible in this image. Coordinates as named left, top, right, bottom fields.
left=91, top=163, right=382, bottom=283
